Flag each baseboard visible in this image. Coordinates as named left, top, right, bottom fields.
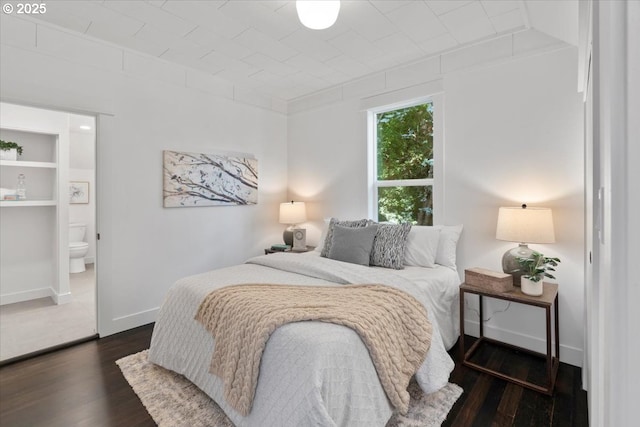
left=464, top=319, right=584, bottom=367
left=0, top=287, right=53, bottom=306
left=99, top=307, right=159, bottom=337
left=52, top=291, right=72, bottom=305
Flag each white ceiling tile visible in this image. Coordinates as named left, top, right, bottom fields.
left=19, top=0, right=542, bottom=101
left=481, top=0, right=519, bottom=17
left=285, top=55, right=346, bottom=81
left=386, top=1, right=448, bottom=42
left=375, top=32, right=425, bottom=63
left=425, top=0, right=474, bottom=16
left=369, top=1, right=414, bottom=14
left=233, top=28, right=298, bottom=62
left=439, top=1, right=496, bottom=43
left=328, top=30, right=385, bottom=64
left=134, top=24, right=180, bottom=48
left=418, top=33, right=459, bottom=55
left=86, top=21, right=167, bottom=57
left=279, top=30, right=342, bottom=63
left=161, top=38, right=211, bottom=61
left=337, top=1, right=395, bottom=42
left=201, top=51, right=261, bottom=78
left=103, top=0, right=197, bottom=36
left=147, top=1, right=168, bottom=8
left=184, top=27, right=253, bottom=60
left=324, top=55, right=372, bottom=79
left=217, top=1, right=298, bottom=40
left=161, top=1, right=248, bottom=39
left=31, top=5, right=91, bottom=34
left=490, top=9, right=524, bottom=33
left=242, top=53, right=298, bottom=77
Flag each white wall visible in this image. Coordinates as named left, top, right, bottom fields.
left=69, top=129, right=96, bottom=263
left=288, top=47, right=585, bottom=366
left=1, top=15, right=288, bottom=335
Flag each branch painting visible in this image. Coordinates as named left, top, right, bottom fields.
left=163, top=150, right=258, bottom=208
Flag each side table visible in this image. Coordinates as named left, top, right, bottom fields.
left=459, top=282, right=560, bottom=395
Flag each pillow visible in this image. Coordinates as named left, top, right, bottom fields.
left=370, top=223, right=412, bottom=269
left=328, top=224, right=378, bottom=266
left=404, top=226, right=441, bottom=268
left=314, top=218, right=331, bottom=252
left=434, top=224, right=463, bottom=270
left=321, top=218, right=370, bottom=257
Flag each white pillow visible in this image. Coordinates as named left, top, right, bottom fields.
left=314, top=218, right=331, bottom=252
left=404, top=226, right=441, bottom=268
left=434, top=224, right=463, bottom=270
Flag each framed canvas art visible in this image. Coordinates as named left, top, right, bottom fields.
left=69, top=181, right=89, bottom=204
left=163, top=150, right=258, bottom=208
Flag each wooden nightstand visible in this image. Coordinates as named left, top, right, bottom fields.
left=459, top=282, right=559, bottom=395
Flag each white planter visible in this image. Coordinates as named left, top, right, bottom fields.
left=0, top=148, right=18, bottom=161
left=521, top=276, right=543, bottom=296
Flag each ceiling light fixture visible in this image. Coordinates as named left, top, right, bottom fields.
left=79, top=125, right=91, bottom=130
left=296, top=0, right=340, bottom=30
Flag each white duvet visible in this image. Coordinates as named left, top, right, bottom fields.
left=148, top=253, right=458, bottom=427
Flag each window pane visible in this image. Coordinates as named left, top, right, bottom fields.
left=377, top=186, right=433, bottom=225
left=376, top=103, right=433, bottom=181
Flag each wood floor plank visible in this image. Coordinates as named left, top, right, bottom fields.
left=0, top=328, right=588, bottom=427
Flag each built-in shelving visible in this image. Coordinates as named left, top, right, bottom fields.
left=0, top=200, right=57, bottom=207
left=0, top=160, right=57, bottom=168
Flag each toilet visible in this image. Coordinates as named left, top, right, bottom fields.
left=69, top=223, right=89, bottom=274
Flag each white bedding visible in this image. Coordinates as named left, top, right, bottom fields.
left=148, top=253, right=458, bottom=427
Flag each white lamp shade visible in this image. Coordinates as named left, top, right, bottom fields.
left=296, top=0, right=340, bottom=30
left=279, top=201, right=307, bottom=224
left=496, top=206, right=555, bottom=244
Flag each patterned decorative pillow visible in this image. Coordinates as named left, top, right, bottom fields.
left=370, top=223, right=412, bottom=269
left=321, top=218, right=371, bottom=257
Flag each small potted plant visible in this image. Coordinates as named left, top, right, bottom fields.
left=0, top=140, right=24, bottom=161
left=517, top=251, right=561, bottom=296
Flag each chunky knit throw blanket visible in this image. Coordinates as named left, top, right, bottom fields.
left=195, top=283, right=432, bottom=416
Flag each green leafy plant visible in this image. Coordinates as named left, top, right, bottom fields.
left=0, top=140, right=23, bottom=156
left=517, top=251, right=561, bottom=283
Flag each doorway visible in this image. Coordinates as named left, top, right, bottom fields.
left=0, top=103, right=97, bottom=362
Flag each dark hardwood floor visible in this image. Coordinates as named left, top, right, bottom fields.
left=0, top=324, right=588, bottom=426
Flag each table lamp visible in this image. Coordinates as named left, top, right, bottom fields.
left=496, top=204, right=555, bottom=285
left=279, top=201, right=307, bottom=246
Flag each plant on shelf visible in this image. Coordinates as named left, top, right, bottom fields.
left=517, top=251, right=561, bottom=282
left=0, top=140, right=24, bottom=156
left=516, top=251, right=561, bottom=296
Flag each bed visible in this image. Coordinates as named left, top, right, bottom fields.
left=148, top=222, right=462, bottom=427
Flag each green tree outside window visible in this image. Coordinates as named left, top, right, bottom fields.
left=375, top=103, right=434, bottom=225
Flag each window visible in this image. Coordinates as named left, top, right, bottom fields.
left=368, top=99, right=439, bottom=225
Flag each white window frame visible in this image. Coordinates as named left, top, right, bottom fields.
left=367, top=93, right=443, bottom=223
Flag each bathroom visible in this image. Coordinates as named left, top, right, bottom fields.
left=0, top=103, right=97, bottom=362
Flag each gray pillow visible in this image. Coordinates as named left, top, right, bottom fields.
left=370, top=223, right=412, bottom=269
left=328, top=224, right=378, bottom=266
left=321, top=218, right=371, bottom=257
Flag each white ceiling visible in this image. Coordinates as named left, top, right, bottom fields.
left=25, top=0, right=575, bottom=101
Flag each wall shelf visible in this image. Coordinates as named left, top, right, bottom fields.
left=0, top=160, right=57, bottom=168
left=0, top=200, right=57, bottom=207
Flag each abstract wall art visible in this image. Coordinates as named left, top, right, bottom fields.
left=163, top=150, right=258, bottom=208
left=69, top=181, right=89, bottom=204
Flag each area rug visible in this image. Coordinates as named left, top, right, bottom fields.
left=117, top=350, right=462, bottom=427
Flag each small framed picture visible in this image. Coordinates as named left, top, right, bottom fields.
left=69, top=181, right=89, bottom=204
